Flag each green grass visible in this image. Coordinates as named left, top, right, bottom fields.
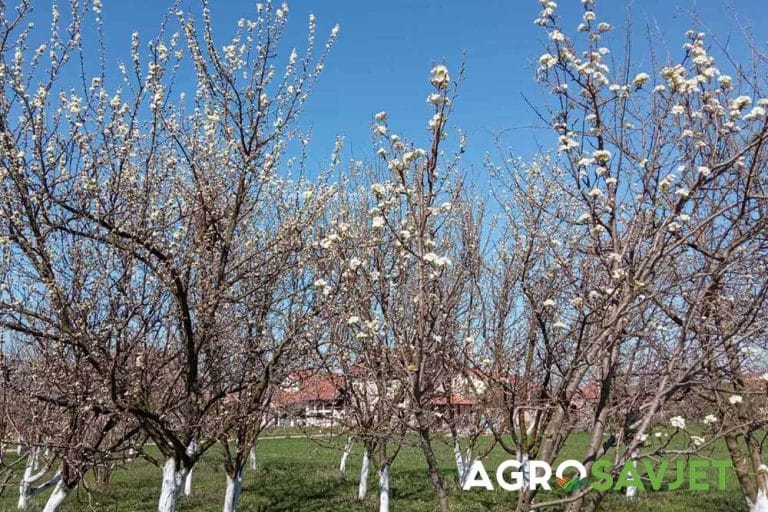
left=0, top=432, right=754, bottom=511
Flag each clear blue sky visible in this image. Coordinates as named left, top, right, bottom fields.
left=31, top=0, right=768, bottom=180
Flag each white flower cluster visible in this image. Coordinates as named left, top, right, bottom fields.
left=313, top=278, right=331, bottom=296
left=430, top=65, right=450, bottom=89
left=669, top=416, right=686, bottom=429
left=423, top=252, right=451, bottom=269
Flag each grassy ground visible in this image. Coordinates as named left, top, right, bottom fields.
left=0, top=432, right=754, bottom=511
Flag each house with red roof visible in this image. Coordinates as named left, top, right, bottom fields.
left=272, top=371, right=347, bottom=427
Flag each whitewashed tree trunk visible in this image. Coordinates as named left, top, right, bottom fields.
left=518, top=452, right=530, bottom=485
left=625, top=451, right=638, bottom=500
left=184, top=469, right=193, bottom=497
left=18, top=462, right=34, bottom=509
left=749, top=489, right=768, bottom=512
left=339, top=437, right=352, bottom=475
left=453, top=438, right=465, bottom=485
left=18, top=448, right=43, bottom=510
left=357, top=450, right=370, bottom=500
left=249, top=446, right=257, bottom=470
left=222, top=467, right=243, bottom=512
left=19, top=470, right=61, bottom=511
left=463, top=446, right=473, bottom=486
left=378, top=464, right=390, bottom=512
left=158, top=458, right=188, bottom=512
left=452, top=438, right=473, bottom=486
left=183, top=440, right=197, bottom=497
left=41, top=480, right=71, bottom=512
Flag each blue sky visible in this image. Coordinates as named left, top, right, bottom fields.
left=32, top=0, right=768, bottom=179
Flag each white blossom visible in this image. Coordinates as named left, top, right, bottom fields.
left=549, top=30, right=565, bottom=42
left=670, top=416, right=686, bottom=429
left=730, top=95, right=752, bottom=111
left=632, top=72, right=650, bottom=88
left=371, top=183, right=387, bottom=197
left=539, top=53, right=558, bottom=69
left=593, top=149, right=611, bottom=163
left=744, top=106, right=766, bottom=121
left=430, top=65, right=450, bottom=89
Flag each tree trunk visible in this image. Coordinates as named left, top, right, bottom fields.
left=358, top=450, right=370, bottom=500
left=453, top=438, right=473, bottom=487
left=158, top=458, right=188, bottom=512
left=417, top=425, right=449, bottom=512
left=624, top=451, right=638, bottom=500
left=94, top=465, right=111, bottom=485
left=249, top=446, right=257, bottom=470
left=725, top=433, right=768, bottom=512
left=379, top=464, right=390, bottom=512
left=453, top=438, right=465, bottom=486
left=41, top=480, right=72, bottom=512
left=18, top=462, right=33, bottom=509
left=748, top=489, right=768, bottom=512
left=18, top=448, right=42, bottom=510
left=222, top=466, right=244, bottom=512
left=184, top=468, right=193, bottom=497
left=513, top=453, right=533, bottom=512
left=340, top=436, right=353, bottom=475
left=183, top=440, right=197, bottom=497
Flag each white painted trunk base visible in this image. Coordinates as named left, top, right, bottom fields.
left=625, top=452, right=638, bottom=500
left=18, top=469, right=32, bottom=509
left=158, top=458, right=188, bottom=512
left=41, top=481, right=70, bottom=512
left=358, top=450, right=370, bottom=500
left=18, top=448, right=42, bottom=510
left=453, top=440, right=464, bottom=484
left=748, top=489, right=768, bottom=512
left=462, top=447, right=474, bottom=487
left=340, top=437, right=352, bottom=475
left=184, top=468, right=193, bottom=497
left=518, top=452, right=530, bottom=485
left=222, top=469, right=243, bottom=512
left=183, top=440, right=196, bottom=497
left=249, top=447, right=257, bottom=470
left=452, top=439, right=474, bottom=486
left=378, top=465, right=390, bottom=512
